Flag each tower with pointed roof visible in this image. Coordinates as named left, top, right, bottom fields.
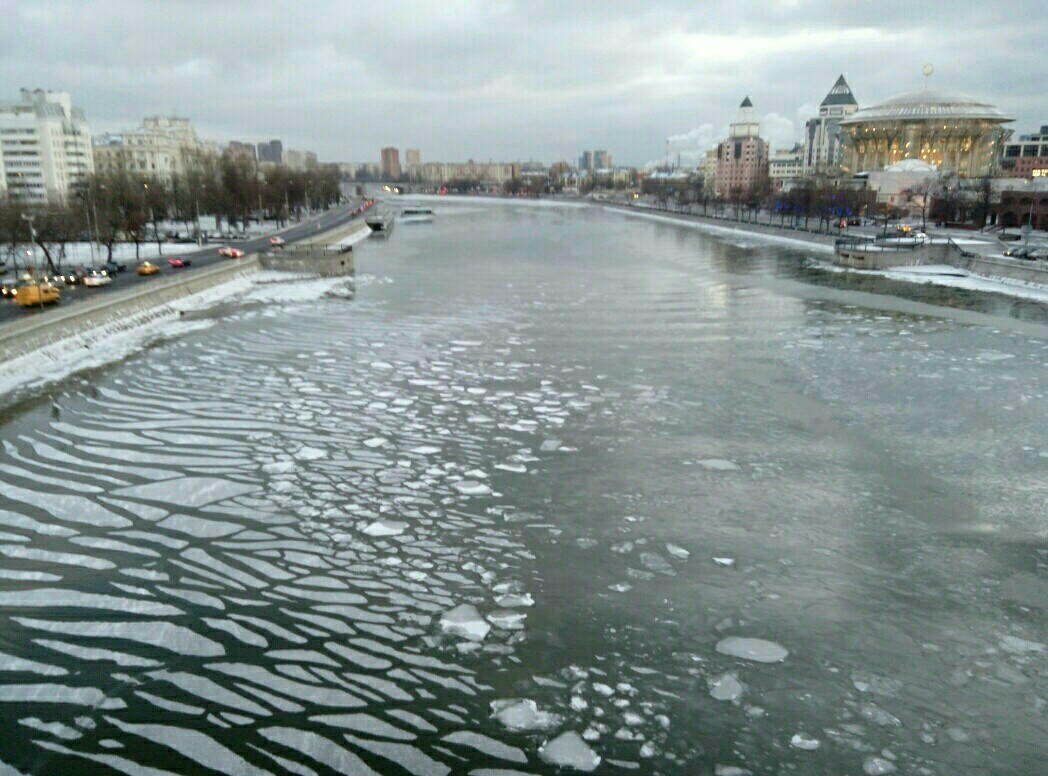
left=716, top=96, right=769, bottom=199
left=730, top=96, right=760, bottom=139
left=802, top=74, right=859, bottom=177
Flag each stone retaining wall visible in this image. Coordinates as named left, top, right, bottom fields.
left=0, top=256, right=259, bottom=362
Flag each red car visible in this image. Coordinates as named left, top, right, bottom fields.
left=168, top=258, right=192, bottom=269
left=217, top=246, right=245, bottom=258
left=268, top=236, right=285, bottom=247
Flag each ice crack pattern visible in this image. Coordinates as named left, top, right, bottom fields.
left=0, top=303, right=602, bottom=774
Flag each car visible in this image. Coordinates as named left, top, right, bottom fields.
left=217, top=246, right=245, bottom=258
left=102, top=260, right=128, bottom=274
left=269, top=236, right=285, bottom=247
left=14, top=280, right=60, bottom=307
left=82, top=270, right=113, bottom=287
left=137, top=261, right=160, bottom=276
left=168, top=258, right=192, bottom=269
left=1, top=275, right=18, bottom=298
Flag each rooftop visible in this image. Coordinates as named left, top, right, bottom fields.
left=821, top=74, right=858, bottom=107
left=842, top=88, right=1012, bottom=124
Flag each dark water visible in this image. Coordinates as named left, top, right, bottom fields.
left=0, top=201, right=1046, bottom=775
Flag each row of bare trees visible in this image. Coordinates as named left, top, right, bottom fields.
left=1, top=149, right=342, bottom=273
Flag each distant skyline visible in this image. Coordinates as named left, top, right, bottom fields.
left=3, top=1, right=1046, bottom=167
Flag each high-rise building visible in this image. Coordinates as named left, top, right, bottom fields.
left=0, top=89, right=93, bottom=202
left=405, top=148, right=421, bottom=166
left=715, top=97, right=770, bottom=199
left=381, top=147, right=401, bottom=179
left=257, top=139, right=283, bottom=164
left=225, top=140, right=257, bottom=161
left=802, top=75, right=859, bottom=177
left=93, top=115, right=209, bottom=184
left=593, top=150, right=611, bottom=170
left=579, top=150, right=593, bottom=172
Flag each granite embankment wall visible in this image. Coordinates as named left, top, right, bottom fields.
left=602, top=203, right=839, bottom=251
left=945, top=253, right=1048, bottom=286
left=0, top=256, right=260, bottom=363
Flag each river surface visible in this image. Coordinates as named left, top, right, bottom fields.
left=1, top=201, right=1046, bottom=775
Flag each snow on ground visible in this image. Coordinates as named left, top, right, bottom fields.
left=328, top=228, right=372, bottom=249
left=0, top=270, right=353, bottom=405
left=609, top=206, right=837, bottom=254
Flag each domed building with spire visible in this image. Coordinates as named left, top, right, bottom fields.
left=714, top=96, right=770, bottom=199
left=840, top=87, right=1013, bottom=177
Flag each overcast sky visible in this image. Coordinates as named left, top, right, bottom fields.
left=3, top=1, right=1045, bottom=167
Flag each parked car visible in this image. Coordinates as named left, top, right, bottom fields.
left=82, top=270, right=113, bottom=287
left=137, top=261, right=160, bottom=276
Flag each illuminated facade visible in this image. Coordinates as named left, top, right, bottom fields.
left=841, top=89, right=1012, bottom=177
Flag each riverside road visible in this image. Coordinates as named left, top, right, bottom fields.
left=0, top=197, right=369, bottom=325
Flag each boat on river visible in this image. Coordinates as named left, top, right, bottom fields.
left=400, top=207, right=435, bottom=223
left=365, top=212, right=395, bottom=235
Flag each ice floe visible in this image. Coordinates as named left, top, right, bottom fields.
left=538, top=731, right=601, bottom=772
left=715, top=637, right=788, bottom=663
left=439, top=604, right=491, bottom=641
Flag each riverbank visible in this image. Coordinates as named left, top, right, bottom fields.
left=0, top=263, right=365, bottom=406
left=601, top=201, right=1048, bottom=304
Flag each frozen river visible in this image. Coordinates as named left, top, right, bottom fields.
left=0, top=202, right=1046, bottom=775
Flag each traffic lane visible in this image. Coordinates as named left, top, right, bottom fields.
left=0, top=200, right=370, bottom=324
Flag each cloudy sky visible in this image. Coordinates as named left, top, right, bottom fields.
left=3, top=1, right=1045, bottom=166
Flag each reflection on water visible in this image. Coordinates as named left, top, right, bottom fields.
left=0, top=204, right=1045, bottom=775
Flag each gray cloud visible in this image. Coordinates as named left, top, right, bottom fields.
left=3, top=0, right=1045, bottom=165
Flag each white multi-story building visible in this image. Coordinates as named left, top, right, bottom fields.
left=411, top=161, right=521, bottom=185
left=93, top=116, right=210, bottom=183
left=0, top=89, right=94, bottom=202
left=803, top=75, right=859, bottom=177
left=770, top=144, right=805, bottom=189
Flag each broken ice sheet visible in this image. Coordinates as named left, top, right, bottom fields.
left=439, top=604, right=491, bottom=641
left=490, top=699, right=560, bottom=731
left=538, top=731, right=601, bottom=772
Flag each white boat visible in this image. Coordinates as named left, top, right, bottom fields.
left=400, top=207, right=435, bottom=223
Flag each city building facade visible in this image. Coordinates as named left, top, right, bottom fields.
left=93, top=116, right=208, bottom=184
left=405, top=148, right=421, bottom=166
left=410, top=161, right=520, bottom=185
left=803, top=74, right=859, bottom=176
left=0, top=89, right=93, bottom=202
left=703, top=149, right=718, bottom=194
left=226, top=140, right=257, bottom=161
left=381, top=147, right=401, bottom=179
left=1000, top=125, right=1048, bottom=178
left=769, top=144, right=805, bottom=190
left=257, top=139, right=283, bottom=164
left=715, top=97, right=770, bottom=199
left=593, top=150, right=611, bottom=170
left=579, top=151, right=593, bottom=172
left=840, top=89, right=1013, bottom=177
